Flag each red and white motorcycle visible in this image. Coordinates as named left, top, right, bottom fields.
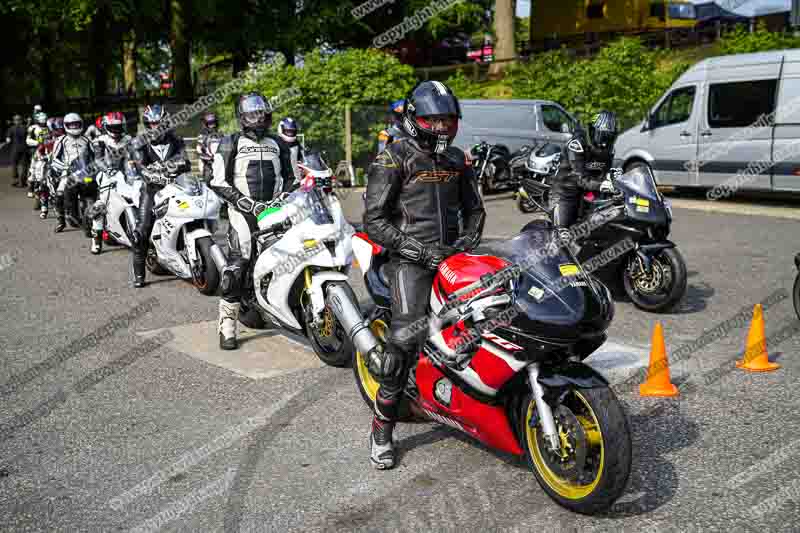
left=336, top=225, right=632, bottom=515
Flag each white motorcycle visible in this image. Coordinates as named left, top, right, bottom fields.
left=237, top=150, right=359, bottom=367
left=143, top=165, right=227, bottom=296
left=88, top=165, right=143, bottom=250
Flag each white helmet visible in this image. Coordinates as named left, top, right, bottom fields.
left=33, top=104, right=43, bottom=113
left=64, top=112, right=83, bottom=137
left=278, top=117, right=298, bottom=143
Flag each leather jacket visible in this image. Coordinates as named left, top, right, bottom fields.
left=131, top=130, right=190, bottom=173
left=364, top=137, right=485, bottom=259
left=552, top=129, right=613, bottom=194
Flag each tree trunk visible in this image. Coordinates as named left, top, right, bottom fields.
left=488, top=0, right=515, bottom=78
left=123, top=27, right=138, bottom=95
left=90, top=6, right=110, bottom=101
left=39, top=30, right=56, bottom=109
left=232, top=46, right=250, bottom=77
left=170, top=0, right=193, bottom=101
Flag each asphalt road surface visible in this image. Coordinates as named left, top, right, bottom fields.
left=1, top=168, right=800, bottom=533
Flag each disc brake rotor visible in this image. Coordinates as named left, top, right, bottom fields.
left=631, top=255, right=670, bottom=294
left=536, top=405, right=588, bottom=482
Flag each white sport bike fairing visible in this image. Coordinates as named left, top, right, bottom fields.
left=89, top=165, right=142, bottom=249
left=146, top=170, right=227, bottom=296
left=241, top=151, right=358, bottom=367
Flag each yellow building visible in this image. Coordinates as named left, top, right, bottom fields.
left=530, top=1, right=699, bottom=44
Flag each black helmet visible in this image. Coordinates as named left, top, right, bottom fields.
left=401, top=81, right=461, bottom=154
left=236, top=93, right=272, bottom=137
left=589, top=110, right=618, bottom=150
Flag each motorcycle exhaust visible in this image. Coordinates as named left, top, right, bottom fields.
left=326, top=283, right=381, bottom=359
left=209, top=243, right=228, bottom=273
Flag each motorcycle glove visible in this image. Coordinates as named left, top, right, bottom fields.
left=599, top=178, right=615, bottom=194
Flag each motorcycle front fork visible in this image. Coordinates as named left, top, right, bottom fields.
left=527, top=363, right=561, bottom=453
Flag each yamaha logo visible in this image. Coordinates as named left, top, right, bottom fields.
left=439, top=262, right=458, bottom=285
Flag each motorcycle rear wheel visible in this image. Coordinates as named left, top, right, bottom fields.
left=353, top=318, right=414, bottom=421
left=520, top=386, right=632, bottom=515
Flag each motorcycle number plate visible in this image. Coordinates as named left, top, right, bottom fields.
left=636, top=204, right=649, bottom=213
left=559, top=264, right=579, bottom=277
left=630, top=196, right=650, bottom=207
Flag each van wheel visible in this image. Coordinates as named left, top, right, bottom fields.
left=624, top=161, right=651, bottom=175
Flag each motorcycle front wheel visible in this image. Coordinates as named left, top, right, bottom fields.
left=191, top=237, right=220, bottom=296
left=622, top=247, right=687, bottom=313
left=520, top=385, right=632, bottom=515
left=302, top=286, right=352, bottom=367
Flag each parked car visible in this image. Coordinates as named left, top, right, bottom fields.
left=453, top=99, right=579, bottom=156
left=613, top=48, right=800, bottom=193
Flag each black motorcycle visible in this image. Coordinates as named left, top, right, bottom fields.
left=469, top=141, right=512, bottom=194
left=63, top=157, right=99, bottom=238
left=523, top=165, right=687, bottom=313
left=578, top=166, right=686, bottom=312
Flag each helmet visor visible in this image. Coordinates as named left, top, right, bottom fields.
left=65, top=120, right=82, bottom=132
left=411, top=92, right=460, bottom=118
left=594, top=129, right=616, bottom=148
left=106, top=123, right=125, bottom=137
left=415, top=115, right=458, bottom=140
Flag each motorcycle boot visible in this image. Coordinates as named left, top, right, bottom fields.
left=370, top=394, right=398, bottom=470
left=218, top=299, right=240, bottom=350
left=131, top=247, right=146, bottom=288
left=54, top=196, right=66, bottom=232
left=90, top=230, right=102, bottom=254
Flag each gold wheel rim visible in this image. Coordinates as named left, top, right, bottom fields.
left=356, top=319, right=387, bottom=403
left=526, top=390, right=604, bottom=500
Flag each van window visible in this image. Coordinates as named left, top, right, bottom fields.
left=708, top=79, right=777, bottom=129
left=541, top=105, right=574, bottom=133
left=652, top=86, right=695, bottom=128
left=462, top=105, right=534, bottom=131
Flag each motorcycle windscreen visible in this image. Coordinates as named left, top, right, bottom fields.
left=616, top=165, right=660, bottom=202
left=489, top=227, right=588, bottom=326
left=286, top=188, right=334, bottom=225
left=300, top=151, right=328, bottom=173
left=172, top=173, right=204, bottom=196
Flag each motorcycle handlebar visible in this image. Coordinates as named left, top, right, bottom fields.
left=252, top=218, right=292, bottom=238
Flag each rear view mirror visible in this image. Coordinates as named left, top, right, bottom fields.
left=561, top=123, right=571, bottom=134
left=641, top=115, right=651, bottom=132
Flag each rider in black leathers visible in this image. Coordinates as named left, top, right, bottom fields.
left=550, top=110, right=619, bottom=237
left=363, top=81, right=486, bottom=470
left=130, top=104, right=191, bottom=288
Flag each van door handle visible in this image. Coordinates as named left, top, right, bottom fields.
left=680, top=131, right=691, bottom=137
left=701, top=131, right=712, bottom=137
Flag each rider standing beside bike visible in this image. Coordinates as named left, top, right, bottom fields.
left=549, top=110, right=619, bottom=237
left=50, top=113, right=94, bottom=233
left=210, top=92, right=295, bottom=350
left=25, top=112, right=49, bottom=195
left=278, top=117, right=303, bottom=185
left=363, top=81, right=486, bottom=469
left=129, top=104, right=191, bottom=287
left=6, top=115, right=29, bottom=188
left=196, top=112, right=221, bottom=181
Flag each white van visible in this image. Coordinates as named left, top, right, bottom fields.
left=613, top=49, right=800, bottom=193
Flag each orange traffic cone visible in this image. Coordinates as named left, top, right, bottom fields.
left=736, top=304, right=780, bottom=372
left=640, top=322, right=679, bottom=397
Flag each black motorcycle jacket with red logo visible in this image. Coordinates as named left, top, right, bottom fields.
left=552, top=129, right=613, bottom=194
left=364, top=137, right=486, bottom=255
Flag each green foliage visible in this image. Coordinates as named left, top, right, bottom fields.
left=215, top=48, right=417, bottom=169
left=443, top=70, right=486, bottom=99
left=718, top=21, right=800, bottom=55
left=508, top=37, right=692, bottom=130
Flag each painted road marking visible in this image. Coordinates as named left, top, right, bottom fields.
left=584, top=340, right=651, bottom=385
left=137, top=321, right=322, bottom=380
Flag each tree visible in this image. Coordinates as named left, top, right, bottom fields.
left=489, top=0, right=515, bottom=77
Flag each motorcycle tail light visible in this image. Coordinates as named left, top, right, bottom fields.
left=102, top=231, right=109, bottom=241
